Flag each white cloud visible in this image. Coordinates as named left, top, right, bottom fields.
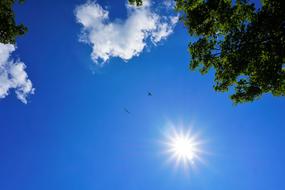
left=75, top=0, right=178, bottom=65
left=0, top=43, right=34, bottom=104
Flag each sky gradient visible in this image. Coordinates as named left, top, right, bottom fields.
left=0, top=0, right=285, bottom=190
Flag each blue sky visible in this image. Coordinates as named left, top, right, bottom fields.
left=0, top=0, right=285, bottom=190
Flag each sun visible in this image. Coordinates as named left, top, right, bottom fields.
left=170, top=135, right=197, bottom=161
left=165, top=127, right=202, bottom=168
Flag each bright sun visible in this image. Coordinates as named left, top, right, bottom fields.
left=171, top=135, right=196, bottom=161
left=165, top=127, right=201, bottom=168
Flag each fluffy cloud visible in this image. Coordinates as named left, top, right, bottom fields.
left=0, top=43, right=34, bottom=104
left=75, top=0, right=178, bottom=65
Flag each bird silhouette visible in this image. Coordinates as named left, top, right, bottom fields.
left=148, top=91, right=152, bottom=96
left=124, top=108, right=130, bottom=114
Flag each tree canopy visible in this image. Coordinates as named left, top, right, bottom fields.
left=130, top=0, right=285, bottom=103
left=0, top=0, right=27, bottom=44
left=176, top=0, right=285, bottom=103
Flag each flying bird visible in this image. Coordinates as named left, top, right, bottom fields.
left=124, top=108, right=130, bottom=114
left=148, top=91, right=152, bottom=96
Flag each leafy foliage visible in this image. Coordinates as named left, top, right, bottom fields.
left=176, top=0, right=285, bottom=103
left=0, top=0, right=27, bottom=44
left=129, top=0, right=143, bottom=6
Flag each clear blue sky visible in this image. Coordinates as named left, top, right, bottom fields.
left=0, top=0, right=285, bottom=190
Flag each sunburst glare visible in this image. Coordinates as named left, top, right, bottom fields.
left=163, top=123, right=205, bottom=170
